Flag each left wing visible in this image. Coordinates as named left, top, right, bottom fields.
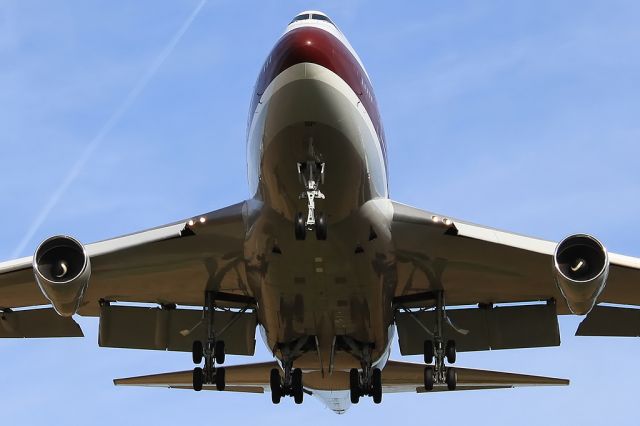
left=390, top=200, right=640, bottom=310
left=388, top=200, right=640, bottom=348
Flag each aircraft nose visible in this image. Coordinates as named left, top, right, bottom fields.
left=271, top=27, right=341, bottom=73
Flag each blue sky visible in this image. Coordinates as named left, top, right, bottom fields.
left=1, top=0, right=640, bottom=423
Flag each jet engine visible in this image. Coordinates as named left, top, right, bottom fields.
left=33, top=236, right=91, bottom=317
left=553, top=234, right=609, bottom=315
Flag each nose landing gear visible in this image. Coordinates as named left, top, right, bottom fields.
left=295, top=160, right=327, bottom=241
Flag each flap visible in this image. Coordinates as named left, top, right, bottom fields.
left=576, top=305, right=640, bottom=337
left=99, top=305, right=257, bottom=355
left=0, top=308, right=83, bottom=338
left=396, top=303, right=560, bottom=354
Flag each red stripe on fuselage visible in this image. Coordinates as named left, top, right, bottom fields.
left=250, top=26, right=387, bottom=164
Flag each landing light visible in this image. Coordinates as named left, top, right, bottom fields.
left=431, top=215, right=440, bottom=223
left=443, top=218, right=453, bottom=226
left=188, top=220, right=195, bottom=226
left=199, top=217, right=206, bottom=224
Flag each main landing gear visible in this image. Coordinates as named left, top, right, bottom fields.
left=294, top=159, right=327, bottom=241
left=192, top=292, right=226, bottom=392
left=269, top=362, right=304, bottom=404
left=423, top=292, right=457, bottom=391
left=347, top=345, right=383, bottom=405
left=349, top=367, right=382, bottom=405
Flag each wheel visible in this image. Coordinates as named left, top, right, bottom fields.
left=215, top=340, right=225, bottom=364
left=295, top=212, right=306, bottom=240
left=192, top=367, right=203, bottom=391
left=424, top=340, right=434, bottom=364
left=292, top=368, right=303, bottom=404
left=423, top=366, right=434, bottom=391
left=446, top=367, right=457, bottom=391
left=215, top=367, right=226, bottom=391
left=445, top=340, right=456, bottom=364
left=270, top=368, right=282, bottom=404
left=315, top=212, right=327, bottom=240
left=371, top=368, right=382, bottom=404
left=349, top=368, right=360, bottom=404
left=192, top=340, right=203, bottom=364
left=424, top=367, right=435, bottom=391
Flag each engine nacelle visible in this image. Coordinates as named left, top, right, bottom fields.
left=553, top=234, right=609, bottom=315
left=33, top=236, right=91, bottom=317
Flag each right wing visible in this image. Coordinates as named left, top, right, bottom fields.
left=0, top=200, right=255, bottom=316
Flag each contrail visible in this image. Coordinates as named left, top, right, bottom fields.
left=12, top=0, right=207, bottom=258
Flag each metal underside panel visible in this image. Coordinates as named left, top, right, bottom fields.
left=396, top=303, right=561, bottom=354
left=98, top=305, right=257, bottom=355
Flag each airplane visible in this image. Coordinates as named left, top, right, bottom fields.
left=1, top=9, right=639, bottom=414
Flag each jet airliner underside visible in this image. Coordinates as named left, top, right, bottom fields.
left=1, top=11, right=639, bottom=414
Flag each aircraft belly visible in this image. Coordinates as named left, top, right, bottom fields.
left=243, top=63, right=394, bottom=405
left=244, top=199, right=397, bottom=375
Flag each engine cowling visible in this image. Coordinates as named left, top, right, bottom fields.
left=33, top=236, right=91, bottom=317
left=553, top=234, right=609, bottom=315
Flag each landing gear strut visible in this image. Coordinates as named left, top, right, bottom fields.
left=295, top=159, right=327, bottom=241
left=423, top=292, right=457, bottom=391
left=192, top=291, right=226, bottom=391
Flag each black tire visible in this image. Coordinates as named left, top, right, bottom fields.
left=192, top=367, right=203, bottom=392
left=445, top=340, right=456, bottom=364
left=424, top=340, right=434, bottom=364
left=349, top=368, right=360, bottom=404
left=192, top=340, right=203, bottom=364
left=215, top=340, right=225, bottom=365
left=446, top=367, right=457, bottom=391
left=315, top=212, right=327, bottom=240
left=215, top=367, right=226, bottom=391
left=423, top=366, right=434, bottom=391
left=371, top=368, right=382, bottom=404
left=295, top=212, right=306, bottom=240
left=270, top=368, right=282, bottom=404
left=292, top=368, right=303, bottom=404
